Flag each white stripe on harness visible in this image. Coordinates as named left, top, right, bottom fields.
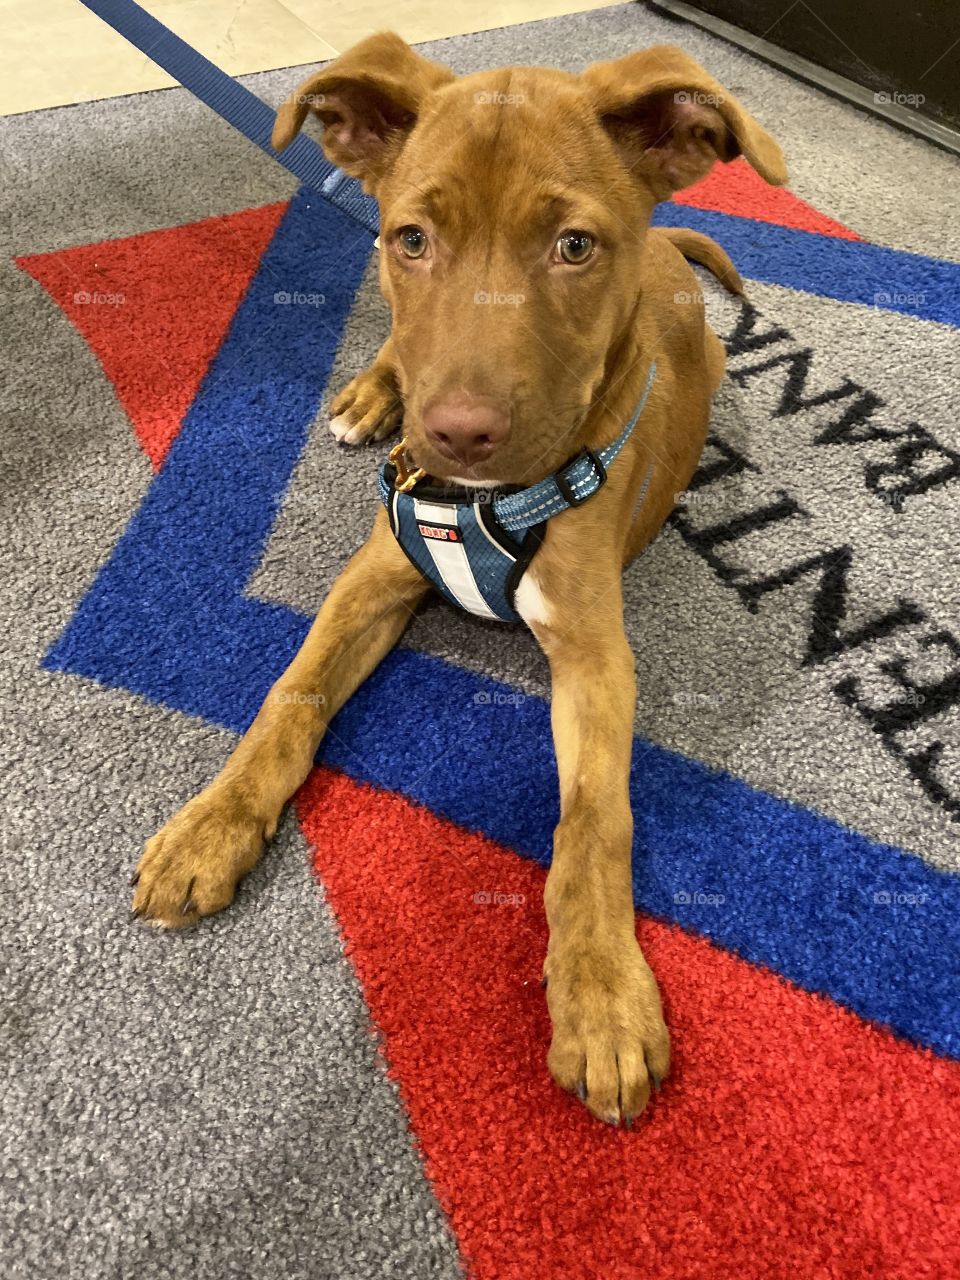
left=412, top=498, right=498, bottom=619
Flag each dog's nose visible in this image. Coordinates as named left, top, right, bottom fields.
left=422, top=394, right=509, bottom=468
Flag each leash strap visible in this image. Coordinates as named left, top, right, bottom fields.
left=79, top=0, right=380, bottom=235
left=493, top=361, right=657, bottom=532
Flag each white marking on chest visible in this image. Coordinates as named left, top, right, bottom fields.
left=513, top=572, right=551, bottom=629
left=444, top=475, right=503, bottom=488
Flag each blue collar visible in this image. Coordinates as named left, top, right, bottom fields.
left=492, top=361, right=657, bottom=532
left=379, top=360, right=657, bottom=522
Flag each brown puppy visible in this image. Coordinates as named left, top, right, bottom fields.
left=132, top=34, right=785, bottom=1126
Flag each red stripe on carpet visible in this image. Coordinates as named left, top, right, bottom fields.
left=678, top=159, right=862, bottom=240
left=17, top=202, right=287, bottom=468
left=298, top=767, right=960, bottom=1280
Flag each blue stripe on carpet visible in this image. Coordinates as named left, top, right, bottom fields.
left=652, top=204, right=960, bottom=327
left=327, top=648, right=960, bottom=1061
left=45, top=189, right=960, bottom=1059
left=45, top=188, right=362, bottom=725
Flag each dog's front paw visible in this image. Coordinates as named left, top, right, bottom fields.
left=329, top=364, right=403, bottom=446
left=544, top=933, right=670, bottom=1127
left=131, top=788, right=268, bottom=928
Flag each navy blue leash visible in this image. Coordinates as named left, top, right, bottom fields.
left=79, top=0, right=380, bottom=235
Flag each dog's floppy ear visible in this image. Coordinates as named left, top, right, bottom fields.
left=272, top=31, right=455, bottom=190
left=582, top=45, right=786, bottom=197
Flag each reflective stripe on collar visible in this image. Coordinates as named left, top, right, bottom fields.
left=493, top=361, right=656, bottom=533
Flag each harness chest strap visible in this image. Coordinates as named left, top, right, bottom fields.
left=378, top=362, right=657, bottom=622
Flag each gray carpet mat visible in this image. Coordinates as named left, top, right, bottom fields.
left=2, top=4, right=959, bottom=1277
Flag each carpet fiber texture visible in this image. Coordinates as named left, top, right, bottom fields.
left=2, top=5, right=959, bottom=1278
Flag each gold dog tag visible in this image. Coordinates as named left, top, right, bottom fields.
left=389, top=439, right=426, bottom=493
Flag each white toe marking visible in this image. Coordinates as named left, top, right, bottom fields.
left=329, top=414, right=353, bottom=442
left=514, top=572, right=551, bottom=628
left=343, top=423, right=367, bottom=445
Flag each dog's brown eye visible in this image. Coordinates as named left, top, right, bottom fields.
left=397, top=225, right=428, bottom=259
left=556, top=230, right=595, bottom=264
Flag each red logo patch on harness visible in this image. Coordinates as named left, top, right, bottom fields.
left=418, top=522, right=460, bottom=542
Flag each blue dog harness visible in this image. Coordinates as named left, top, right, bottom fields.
left=378, top=363, right=657, bottom=622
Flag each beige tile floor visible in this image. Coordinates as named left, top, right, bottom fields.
left=1, top=0, right=620, bottom=116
